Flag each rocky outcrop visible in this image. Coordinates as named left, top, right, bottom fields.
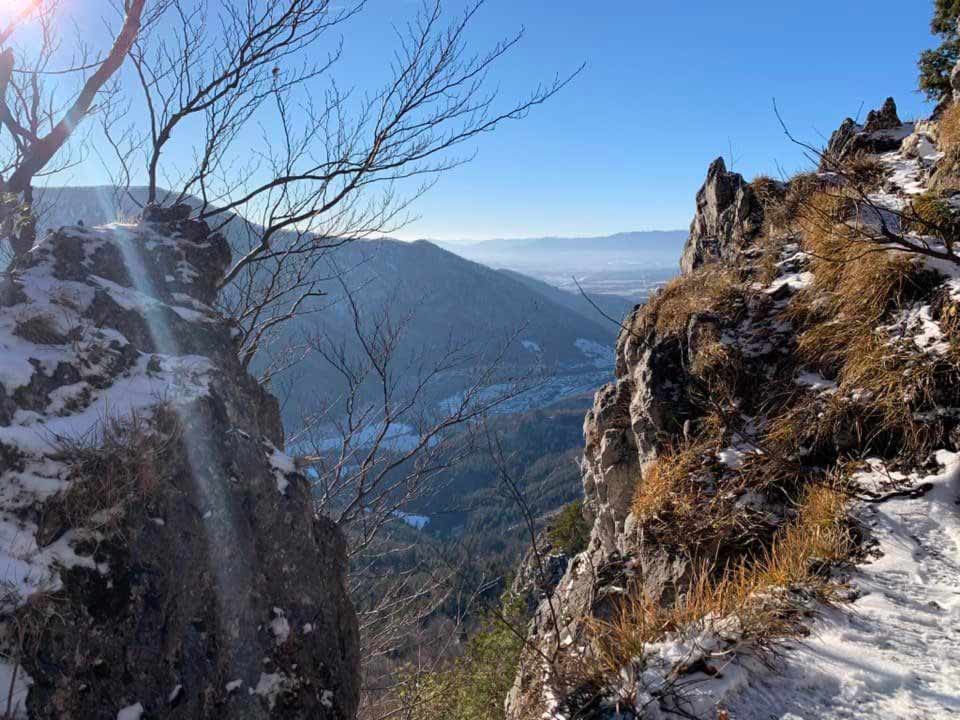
left=820, top=97, right=911, bottom=169
left=679, top=157, right=763, bottom=275
left=505, top=312, right=695, bottom=718
left=0, top=215, right=359, bottom=718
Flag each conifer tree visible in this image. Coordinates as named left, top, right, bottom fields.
left=919, top=0, right=960, bottom=102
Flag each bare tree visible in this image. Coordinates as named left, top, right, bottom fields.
left=276, top=272, right=545, bottom=719
left=773, top=99, right=960, bottom=267
left=98, top=0, right=580, bottom=368
left=0, top=0, right=149, bottom=256
left=291, top=271, right=535, bottom=556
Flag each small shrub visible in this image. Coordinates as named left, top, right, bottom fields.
left=547, top=501, right=590, bottom=556
left=904, top=190, right=960, bottom=251
left=750, top=174, right=786, bottom=206
left=840, top=153, right=887, bottom=192
left=766, top=172, right=824, bottom=232
left=403, top=594, right=525, bottom=720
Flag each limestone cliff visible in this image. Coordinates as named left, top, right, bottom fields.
left=0, top=208, right=358, bottom=718
left=507, top=97, right=960, bottom=719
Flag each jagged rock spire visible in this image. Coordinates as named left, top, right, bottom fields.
left=679, top=157, right=762, bottom=275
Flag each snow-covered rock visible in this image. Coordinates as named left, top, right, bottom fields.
left=0, top=209, right=358, bottom=718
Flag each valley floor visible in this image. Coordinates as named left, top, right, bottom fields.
left=720, top=454, right=960, bottom=719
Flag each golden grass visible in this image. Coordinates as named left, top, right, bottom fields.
left=939, top=102, right=960, bottom=151
left=644, top=267, right=742, bottom=335
left=932, top=146, right=960, bottom=192
left=904, top=191, right=960, bottom=250
left=595, top=484, right=851, bottom=673
left=758, top=484, right=852, bottom=587
left=631, top=443, right=709, bottom=523
left=839, top=153, right=887, bottom=192
left=760, top=172, right=824, bottom=234
left=778, top=192, right=954, bottom=456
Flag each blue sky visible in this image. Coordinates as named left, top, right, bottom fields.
left=24, top=1, right=942, bottom=240
left=362, top=0, right=938, bottom=240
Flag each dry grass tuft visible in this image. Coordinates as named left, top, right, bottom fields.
left=903, top=191, right=960, bottom=250
left=781, top=192, right=952, bottom=456
left=758, top=483, right=853, bottom=588
left=795, top=190, right=927, bottom=324
left=750, top=175, right=786, bottom=205
left=758, top=172, right=826, bottom=234
left=631, top=440, right=713, bottom=524
left=939, top=102, right=960, bottom=151
left=13, top=313, right=65, bottom=346
left=48, top=406, right=181, bottom=531
left=596, top=484, right=852, bottom=673
left=630, top=417, right=772, bottom=562
left=839, top=153, right=887, bottom=192
left=644, top=267, right=743, bottom=335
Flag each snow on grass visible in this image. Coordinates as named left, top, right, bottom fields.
left=884, top=303, right=949, bottom=355
left=765, top=271, right=813, bottom=295
left=795, top=371, right=838, bottom=393
left=0, top=222, right=222, bottom=710
left=719, top=452, right=960, bottom=719
left=717, top=446, right=749, bottom=470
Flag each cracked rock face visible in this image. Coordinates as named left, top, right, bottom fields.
left=679, top=157, right=763, bottom=276
left=0, top=216, right=359, bottom=718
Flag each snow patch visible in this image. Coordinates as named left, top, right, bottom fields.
left=575, top=338, right=615, bottom=369
left=254, top=672, right=297, bottom=710
left=884, top=303, right=949, bottom=355
left=394, top=512, right=430, bottom=530
left=268, top=446, right=295, bottom=494
left=795, top=371, right=838, bottom=392
left=270, top=607, right=290, bottom=644
left=116, top=703, right=144, bottom=720
left=765, top=271, right=812, bottom=294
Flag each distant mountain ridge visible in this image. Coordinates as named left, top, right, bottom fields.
left=27, top=186, right=625, bottom=430
left=436, top=229, right=687, bottom=256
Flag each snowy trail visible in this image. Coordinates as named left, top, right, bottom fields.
left=722, top=452, right=960, bottom=719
